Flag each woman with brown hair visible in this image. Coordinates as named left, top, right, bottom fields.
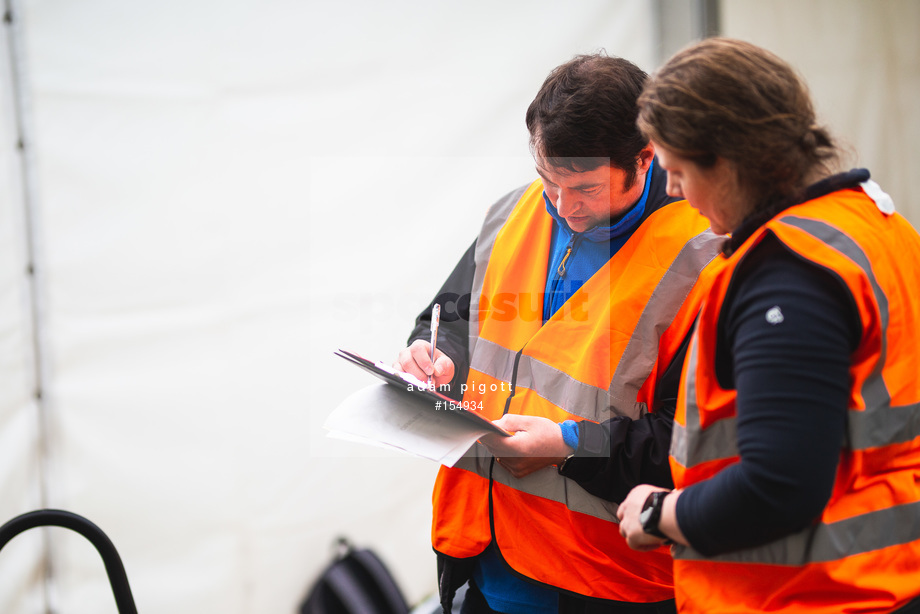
left=617, top=38, right=920, bottom=613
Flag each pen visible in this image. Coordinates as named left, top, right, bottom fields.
left=428, top=303, right=440, bottom=389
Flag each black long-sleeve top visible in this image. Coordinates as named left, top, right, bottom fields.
left=675, top=172, right=866, bottom=555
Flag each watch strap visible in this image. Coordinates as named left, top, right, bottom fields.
left=641, top=490, right=671, bottom=542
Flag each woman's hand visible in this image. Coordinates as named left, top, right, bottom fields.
left=617, top=485, right=687, bottom=550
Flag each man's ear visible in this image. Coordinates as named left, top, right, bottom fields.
left=637, top=143, right=655, bottom=171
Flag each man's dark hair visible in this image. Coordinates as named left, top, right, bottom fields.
left=526, top=53, right=649, bottom=188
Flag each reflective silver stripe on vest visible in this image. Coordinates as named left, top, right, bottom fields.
left=609, top=228, right=724, bottom=418
left=468, top=337, right=518, bottom=385
left=781, top=216, right=920, bottom=449
left=468, top=184, right=531, bottom=359
left=453, top=445, right=621, bottom=522
left=781, top=216, right=891, bottom=413
left=513, top=355, right=610, bottom=421
left=849, top=401, right=920, bottom=448
left=674, top=498, right=920, bottom=565
left=669, top=330, right=740, bottom=468
left=467, top=313, right=612, bottom=422
left=454, top=444, right=496, bottom=468
left=491, top=459, right=620, bottom=523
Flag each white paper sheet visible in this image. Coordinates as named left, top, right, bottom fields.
left=324, top=383, right=492, bottom=466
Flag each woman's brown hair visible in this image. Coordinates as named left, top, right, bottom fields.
left=638, top=38, right=839, bottom=211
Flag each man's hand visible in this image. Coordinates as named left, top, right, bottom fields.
left=479, top=414, right=574, bottom=479
left=394, top=339, right=455, bottom=388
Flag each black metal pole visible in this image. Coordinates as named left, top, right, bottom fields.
left=0, top=510, right=138, bottom=614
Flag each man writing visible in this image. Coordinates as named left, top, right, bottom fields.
left=396, top=54, right=721, bottom=614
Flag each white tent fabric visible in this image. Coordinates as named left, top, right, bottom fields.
left=720, top=0, right=920, bottom=226
left=2, top=1, right=917, bottom=613
left=0, top=9, right=48, bottom=613
left=1, top=1, right=655, bottom=613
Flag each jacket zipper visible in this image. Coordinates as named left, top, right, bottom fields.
left=556, top=234, right=580, bottom=278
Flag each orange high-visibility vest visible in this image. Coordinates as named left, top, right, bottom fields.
left=432, top=179, right=722, bottom=601
left=670, top=180, right=920, bottom=613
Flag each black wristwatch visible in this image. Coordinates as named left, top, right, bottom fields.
left=639, top=490, right=671, bottom=542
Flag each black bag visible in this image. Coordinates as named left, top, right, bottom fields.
left=300, top=537, right=411, bottom=614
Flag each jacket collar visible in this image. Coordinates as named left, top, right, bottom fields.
left=723, top=168, right=871, bottom=257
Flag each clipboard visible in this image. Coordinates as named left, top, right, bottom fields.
left=334, top=349, right=511, bottom=437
